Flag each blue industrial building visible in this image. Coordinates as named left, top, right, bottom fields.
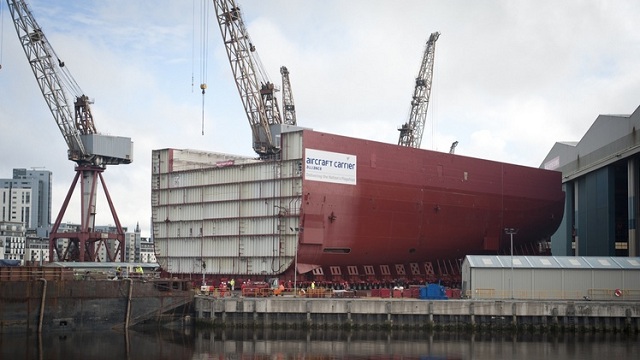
left=542, top=105, right=640, bottom=257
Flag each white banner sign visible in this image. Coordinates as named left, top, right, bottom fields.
left=304, top=149, right=357, bottom=185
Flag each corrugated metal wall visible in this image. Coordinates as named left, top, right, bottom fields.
left=463, top=255, right=640, bottom=300
left=151, top=132, right=304, bottom=277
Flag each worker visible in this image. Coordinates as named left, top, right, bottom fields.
left=115, top=266, right=122, bottom=279
left=229, top=278, right=235, bottom=291
left=135, top=265, right=144, bottom=277
left=274, top=283, right=285, bottom=296
left=311, top=281, right=315, bottom=290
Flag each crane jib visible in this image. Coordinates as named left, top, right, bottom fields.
left=7, top=0, right=133, bottom=263
left=7, top=0, right=133, bottom=165
left=213, top=0, right=287, bottom=158
left=397, top=31, right=440, bottom=149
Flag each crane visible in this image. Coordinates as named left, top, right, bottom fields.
left=280, top=66, right=297, bottom=126
left=212, top=0, right=283, bottom=158
left=449, top=141, right=458, bottom=154
left=398, top=32, right=440, bottom=148
left=6, top=0, right=133, bottom=263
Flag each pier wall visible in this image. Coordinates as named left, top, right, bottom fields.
left=194, top=296, right=640, bottom=332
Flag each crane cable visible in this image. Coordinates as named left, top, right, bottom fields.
left=198, top=0, right=209, bottom=136
left=0, top=1, right=4, bottom=70
left=236, top=6, right=271, bottom=86
left=191, top=0, right=195, bottom=92
left=54, top=49, right=83, bottom=97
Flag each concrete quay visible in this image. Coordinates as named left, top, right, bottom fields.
left=194, top=295, right=640, bottom=333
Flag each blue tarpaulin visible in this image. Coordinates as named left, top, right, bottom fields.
left=419, top=283, right=448, bottom=300
left=0, top=259, right=21, bottom=267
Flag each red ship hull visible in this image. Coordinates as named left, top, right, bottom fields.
left=297, top=131, right=564, bottom=276
left=152, top=129, right=564, bottom=288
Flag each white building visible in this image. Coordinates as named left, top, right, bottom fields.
left=1, top=221, right=27, bottom=263
left=124, top=231, right=137, bottom=262
left=124, top=223, right=156, bottom=263
left=0, top=186, right=32, bottom=228
left=140, top=237, right=157, bottom=263
left=25, top=230, right=49, bottom=266
left=0, top=169, right=52, bottom=238
left=461, top=255, right=640, bottom=300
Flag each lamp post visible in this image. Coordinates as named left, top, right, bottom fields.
left=201, top=260, right=206, bottom=287
left=504, top=228, right=518, bottom=299
left=294, top=238, right=298, bottom=297
left=290, top=227, right=299, bottom=297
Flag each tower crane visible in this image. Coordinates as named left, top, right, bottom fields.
left=398, top=32, right=440, bottom=148
left=280, top=66, right=297, bottom=126
left=212, top=0, right=283, bottom=158
left=7, top=0, right=133, bottom=262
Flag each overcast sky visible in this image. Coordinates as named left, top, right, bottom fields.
left=1, top=0, right=639, bottom=237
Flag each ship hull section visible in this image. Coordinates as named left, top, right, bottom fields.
left=298, top=131, right=564, bottom=268
left=151, top=129, right=564, bottom=283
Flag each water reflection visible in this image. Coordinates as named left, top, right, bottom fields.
left=0, top=328, right=637, bottom=359
left=193, top=329, right=639, bottom=359
left=0, top=328, right=194, bottom=360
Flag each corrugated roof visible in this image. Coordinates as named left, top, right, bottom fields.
left=464, top=255, right=640, bottom=270
left=540, top=105, right=640, bottom=179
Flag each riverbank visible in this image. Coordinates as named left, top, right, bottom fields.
left=0, top=266, right=194, bottom=334
left=194, top=295, right=640, bottom=333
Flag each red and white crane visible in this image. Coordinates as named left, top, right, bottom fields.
left=398, top=32, right=440, bottom=148
left=7, top=0, right=133, bottom=262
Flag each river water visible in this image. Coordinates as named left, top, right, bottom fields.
left=1, top=327, right=638, bottom=359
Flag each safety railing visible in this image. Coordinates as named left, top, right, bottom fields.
left=464, top=288, right=640, bottom=300
left=0, top=266, right=74, bottom=281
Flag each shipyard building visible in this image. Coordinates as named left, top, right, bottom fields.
left=461, top=255, right=640, bottom=300
left=543, top=105, right=640, bottom=257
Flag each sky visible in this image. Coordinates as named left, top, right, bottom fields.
left=1, top=0, right=639, bottom=237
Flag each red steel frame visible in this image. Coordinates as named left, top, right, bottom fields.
left=49, top=165, right=124, bottom=262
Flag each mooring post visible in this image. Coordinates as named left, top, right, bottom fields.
left=125, top=279, right=133, bottom=329
left=38, top=278, right=47, bottom=333
left=428, top=301, right=434, bottom=326
left=386, top=301, right=392, bottom=323
left=305, top=300, right=312, bottom=327
left=469, top=302, right=475, bottom=326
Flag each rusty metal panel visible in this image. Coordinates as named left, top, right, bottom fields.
left=0, top=278, right=193, bottom=332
